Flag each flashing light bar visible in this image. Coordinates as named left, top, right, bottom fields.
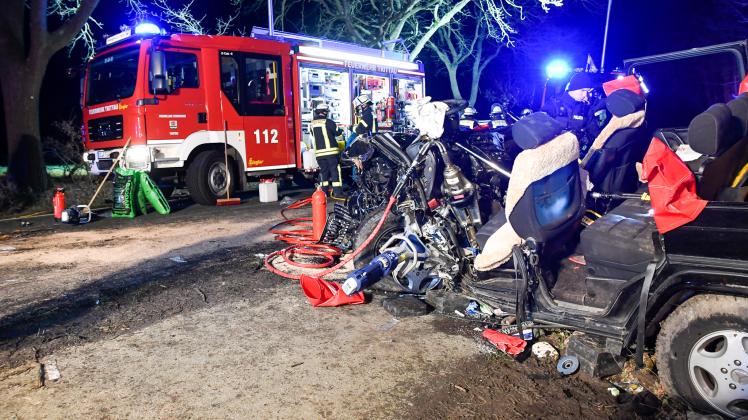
left=397, top=69, right=426, bottom=77
left=298, top=45, right=419, bottom=71
left=105, top=23, right=164, bottom=46
left=296, top=56, right=345, bottom=66
left=135, top=22, right=162, bottom=35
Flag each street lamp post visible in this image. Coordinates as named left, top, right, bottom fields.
left=601, top=0, right=612, bottom=73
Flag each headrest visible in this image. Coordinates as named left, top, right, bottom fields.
left=606, top=89, right=645, bottom=117
left=512, top=112, right=565, bottom=150
left=727, top=94, right=748, bottom=138
left=687, top=103, right=738, bottom=156
left=602, top=75, right=641, bottom=97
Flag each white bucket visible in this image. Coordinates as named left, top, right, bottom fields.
left=259, top=182, right=278, bottom=203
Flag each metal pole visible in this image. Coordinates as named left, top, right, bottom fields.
left=268, top=0, right=275, bottom=36
left=600, top=0, right=612, bottom=73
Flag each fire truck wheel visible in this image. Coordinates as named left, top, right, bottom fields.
left=352, top=208, right=405, bottom=292
left=186, top=150, right=236, bottom=205
left=656, top=294, right=748, bottom=418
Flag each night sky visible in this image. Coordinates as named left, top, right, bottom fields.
left=1, top=0, right=747, bottom=164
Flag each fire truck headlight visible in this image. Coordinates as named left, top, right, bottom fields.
left=125, top=145, right=150, bottom=167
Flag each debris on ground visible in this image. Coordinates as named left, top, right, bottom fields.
left=617, top=389, right=662, bottom=416
left=609, top=353, right=666, bottom=398
left=382, top=295, right=432, bottom=317
left=298, top=275, right=365, bottom=307
left=43, top=361, right=61, bottom=382
left=482, top=328, right=527, bottom=356
left=279, top=196, right=295, bottom=206
left=557, top=355, right=580, bottom=376
left=531, top=341, right=559, bottom=361
left=498, top=321, right=534, bottom=340
left=0, top=245, right=17, bottom=252
left=169, top=256, right=188, bottom=263
left=465, top=301, right=480, bottom=317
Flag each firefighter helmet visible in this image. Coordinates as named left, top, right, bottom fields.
left=490, top=103, right=505, bottom=119
left=462, top=107, right=477, bottom=118
left=521, top=108, right=533, bottom=117
left=353, top=94, right=372, bottom=109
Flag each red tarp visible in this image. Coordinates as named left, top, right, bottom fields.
left=299, top=275, right=365, bottom=307
left=482, top=329, right=527, bottom=355
left=641, top=138, right=708, bottom=233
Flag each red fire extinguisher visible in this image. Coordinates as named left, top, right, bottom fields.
left=53, top=188, right=66, bottom=221
left=312, top=186, right=327, bottom=241
left=386, top=96, right=396, bottom=122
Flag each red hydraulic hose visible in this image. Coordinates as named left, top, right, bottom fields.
left=264, top=196, right=396, bottom=280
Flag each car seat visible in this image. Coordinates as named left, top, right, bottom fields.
left=581, top=89, right=648, bottom=193
left=475, top=112, right=584, bottom=271
left=687, top=97, right=748, bottom=200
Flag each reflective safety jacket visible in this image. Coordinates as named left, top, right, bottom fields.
left=310, top=118, right=340, bottom=157
left=354, top=107, right=377, bottom=135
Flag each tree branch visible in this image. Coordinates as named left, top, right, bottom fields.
left=48, top=0, right=100, bottom=54
left=409, top=0, right=469, bottom=60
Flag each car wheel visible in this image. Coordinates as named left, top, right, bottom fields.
left=656, top=294, right=748, bottom=418
left=186, top=150, right=236, bottom=205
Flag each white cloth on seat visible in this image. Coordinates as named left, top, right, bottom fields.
left=475, top=132, right=580, bottom=271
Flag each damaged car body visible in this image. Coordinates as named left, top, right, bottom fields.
left=332, top=42, right=748, bottom=418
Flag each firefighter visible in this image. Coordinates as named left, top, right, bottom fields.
left=346, top=95, right=377, bottom=148
left=310, top=103, right=344, bottom=197
left=489, top=103, right=509, bottom=129
left=542, top=72, right=608, bottom=152
left=354, top=95, right=377, bottom=133
left=459, top=107, right=478, bottom=130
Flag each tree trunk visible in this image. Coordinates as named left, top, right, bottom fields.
left=447, top=67, right=463, bottom=100
left=2, top=63, right=48, bottom=193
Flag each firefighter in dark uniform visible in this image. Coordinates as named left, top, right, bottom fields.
left=310, top=103, right=344, bottom=197
left=354, top=95, right=377, bottom=134
left=459, top=107, right=478, bottom=131
left=489, top=103, right=509, bottom=129
left=543, top=72, right=609, bottom=152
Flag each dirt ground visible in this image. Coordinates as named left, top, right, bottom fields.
left=0, top=190, right=682, bottom=419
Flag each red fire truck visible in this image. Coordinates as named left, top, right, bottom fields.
left=82, top=24, right=425, bottom=204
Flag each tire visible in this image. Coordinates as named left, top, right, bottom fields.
left=186, top=150, right=236, bottom=205
left=352, top=208, right=405, bottom=292
left=656, top=294, right=748, bottom=418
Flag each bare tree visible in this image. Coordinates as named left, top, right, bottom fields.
left=127, top=0, right=244, bottom=36
left=268, top=0, right=564, bottom=60
left=0, top=0, right=100, bottom=194
left=428, top=16, right=502, bottom=106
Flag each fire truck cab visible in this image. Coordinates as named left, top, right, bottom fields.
left=82, top=24, right=425, bottom=204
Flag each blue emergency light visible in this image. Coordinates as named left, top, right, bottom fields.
left=545, top=59, right=571, bottom=79
left=134, top=22, right=162, bottom=36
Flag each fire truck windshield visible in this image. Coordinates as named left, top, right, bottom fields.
left=86, top=46, right=140, bottom=106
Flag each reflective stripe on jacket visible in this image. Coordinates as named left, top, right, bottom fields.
left=310, top=118, right=340, bottom=157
